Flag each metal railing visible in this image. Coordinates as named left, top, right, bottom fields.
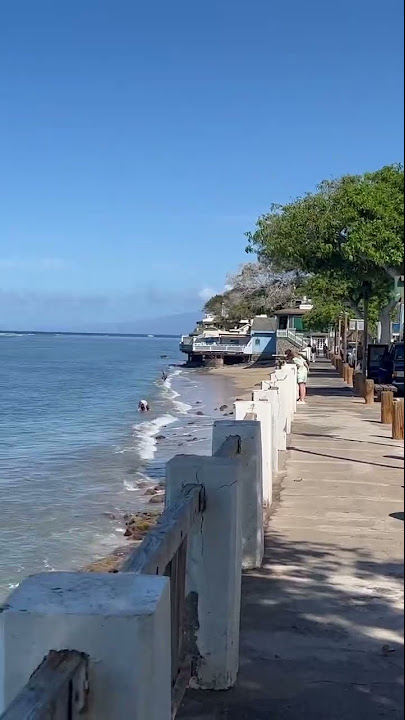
left=276, top=329, right=306, bottom=348
left=191, top=342, right=247, bottom=353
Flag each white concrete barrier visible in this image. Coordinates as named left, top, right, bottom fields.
left=268, top=375, right=289, bottom=444
left=253, top=390, right=281, bottom=473
left=234, top=400, right=273, bottom=506
left=0, top=573, right=172, bottom=720
left=165, top=452, right=243, bottom=690
left=212, top=420, right=264, bottom=570
left=273, top=365, right=296, bottom=433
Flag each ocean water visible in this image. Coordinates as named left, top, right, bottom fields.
left=0, top=334, right=233, bottom=601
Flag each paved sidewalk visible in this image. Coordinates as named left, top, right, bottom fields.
left=179, top=361, right=404, bottom=719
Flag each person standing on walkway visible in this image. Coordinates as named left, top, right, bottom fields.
left=286, top=349, right=309, bottom=404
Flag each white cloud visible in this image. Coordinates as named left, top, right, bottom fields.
left=198, top=287, right=217, bottom=302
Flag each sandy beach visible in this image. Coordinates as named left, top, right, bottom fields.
left=207, top=362, right=276, bottom=401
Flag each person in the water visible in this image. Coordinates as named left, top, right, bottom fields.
left=138, top=400, right=150, bottom=412
left=161, top=371, right=168, bottom=382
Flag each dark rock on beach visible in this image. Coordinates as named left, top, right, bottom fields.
left=102, top=512, right=118, bottom=521
left=155, top=435, right=166, bottom=441
left=219, top=404, right=228, bottom=411
left=149, top=493, right=165, bottom=505
left=196, top=411, right=204, bottom=416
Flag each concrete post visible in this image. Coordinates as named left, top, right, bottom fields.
left=165, top=453, right=243, bottom=690
left=252, top=389, right=281, bottom=472
left=212, top=420, right=264, bottom=570
left=234, top=400, right=273, bottom=506
left=268, top=377, right=288, bottom=449
left=0, top=573, right=171, bottom=720
left=274, top=366, right=296, bottom=433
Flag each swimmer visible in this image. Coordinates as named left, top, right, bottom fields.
left=138, top=400, right=150, bottom=412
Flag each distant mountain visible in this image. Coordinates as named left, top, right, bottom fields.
left=0, top=312, right=201, bottom=336
left=78, top=312, right=201, bottom=336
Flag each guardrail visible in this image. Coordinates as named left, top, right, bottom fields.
left=0, top=366, right=299, bottom=719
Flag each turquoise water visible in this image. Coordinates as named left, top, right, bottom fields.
left=0, top=334, right=188, bottom=598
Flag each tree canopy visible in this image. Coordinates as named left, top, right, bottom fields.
left=246, top=164, right=404, bottom=329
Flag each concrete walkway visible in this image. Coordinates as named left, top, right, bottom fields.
left=179, top=361, right=404, bottom=719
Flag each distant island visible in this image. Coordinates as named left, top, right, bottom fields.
left=0, top=330, right=179, bottom=338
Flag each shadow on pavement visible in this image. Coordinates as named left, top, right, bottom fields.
left=179, top=532, right=404, bottom=720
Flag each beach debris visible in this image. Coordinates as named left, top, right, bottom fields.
left=187, top=421, right=195, bottom=425
left=196, top=411, right=204, bottom=416
left=195, top=401, right=202, bottom=405
left=294, top=477, right=304, bottom=483
left=219, top=405, right=228, bottom=411
left=155, top=435, right=166, bottom=441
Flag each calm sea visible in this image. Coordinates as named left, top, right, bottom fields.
left=0, top=333, right=233, bottom=601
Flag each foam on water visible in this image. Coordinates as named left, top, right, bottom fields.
left=132, top=413, right=177, bottom=461
left=163, top=369, right=193, bottom=415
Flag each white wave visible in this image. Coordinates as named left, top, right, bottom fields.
left=132, top=414, right=176, bottom=461
left=8, top=582, right=19, bottom=590
left=163, top=370, right=192, bottom=415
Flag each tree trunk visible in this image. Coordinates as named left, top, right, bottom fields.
left=379, top=299, right=399, bottom=345
left=362, top=296, right=369, bottom=376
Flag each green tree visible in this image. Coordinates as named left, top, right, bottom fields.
left=247, top=164, right=404, bottom=346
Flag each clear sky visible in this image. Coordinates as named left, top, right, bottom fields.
left=0, top=0, right=403, bottom=330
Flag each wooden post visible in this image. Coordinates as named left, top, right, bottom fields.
left=392, top=399, right=405, bottom=440
left=381, top=391, right=394, bottom=424
left=364, top=379, right=375, bottom=405
left=347, top=366, right=354, bottom=388
left=343, top=364, right=349, bottom=383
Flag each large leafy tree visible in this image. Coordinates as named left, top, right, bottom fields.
left=246, top=164, right=404, bottom=342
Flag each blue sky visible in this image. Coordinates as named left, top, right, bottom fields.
left=0, top=0, right=403, bottom=330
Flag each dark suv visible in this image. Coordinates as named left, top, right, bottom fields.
left=378, top=342, right=404, bottom=395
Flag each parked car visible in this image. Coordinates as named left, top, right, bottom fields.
left=378, top=342, right=404, bottom=395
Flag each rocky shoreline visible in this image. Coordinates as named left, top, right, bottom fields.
left=85, top=380, right=243, bottom=575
